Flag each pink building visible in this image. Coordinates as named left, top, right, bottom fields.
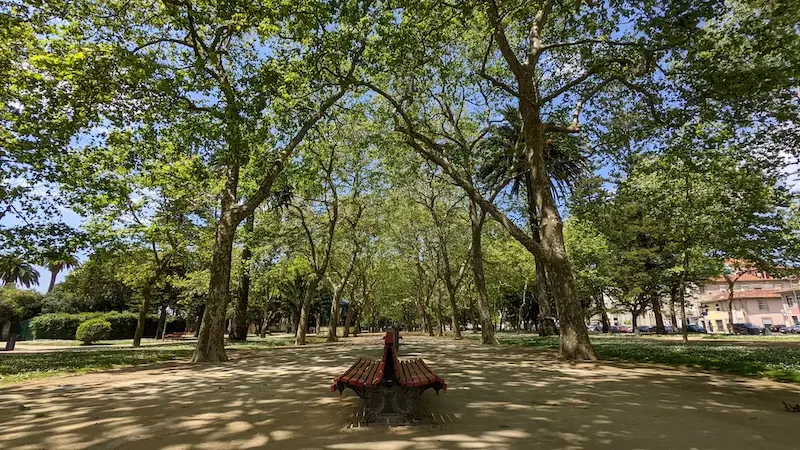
left=699, top=289, right=800, bottom=332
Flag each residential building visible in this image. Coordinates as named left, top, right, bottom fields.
left=697, top=273, right=800, bottom=332
left=590, top=291, right=701, bottom=329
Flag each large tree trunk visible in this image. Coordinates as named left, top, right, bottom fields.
left=597, top=294, right=610, bottom=333
left=155, top=304, right=167, bottom=340
left=436, top=292, right=444, bottom=336
left=343, top=303, right=355, bottom=338
left=535, top=259, right=558, bottom=336
left=525, top=173, right=558, bottom=337
left=445, top=287, right=462, bottom=339
left=520, top=88, right=595, bottom=358
left=327, top=250, right=358, bottom=342
left=47, top=269, right=58, bottom=293
left=650, top=294, right=666, bottom=334
left=518, top=278, right=528, bottom=332
left=231, top=215, right=254, bottom=341
left=192, top=170, right=240, bottom=362
left=133, top=282, right=154, bottom=348
left=669, top=285, right=679, bottom=328
left=260, top=299, right=270, bottom=338
left=326, top=283, right=347, bottom=342
left=295, top=278, right=319, bottom=345
left=469, top=200, right=497, bottom=345
left=679, top=250, right=691, bottom=342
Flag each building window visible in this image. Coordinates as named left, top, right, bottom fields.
left=794, top=316, right=799, bottom=325
left=719, top=285, right=726, bottom=292
left=788, top=296, right=796, bottom=307
left=775, top=283, right=784, bottom=290
left=754, top=286, right=762, bottom=290
left=715, top=303, right=721, bottom=312
left=763, top=318, right=773, bottom=327
left=758, top=300, right=768, bottom=311
left=740, top=285, right=749, bottom=291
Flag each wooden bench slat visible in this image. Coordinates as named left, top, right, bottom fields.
left=398, top=360, right=409, bottom=385
left=335, top=357, right=362, bottom=383
left=340, top=358, right=368, bottom=384
left=412, top=359, right=436, bottom=385
left=365, top=358, right=382, bottom=388
left=354, top=360, right=376, bottom=387
left=418, top=359, right=446, bottom=388
left=404, top=360, right=418, bottom=387
left=409, top=360, right=427, bottom=386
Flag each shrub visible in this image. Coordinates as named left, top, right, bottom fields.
left=30, top=313, right=87, bottom=339
left=75, top=318, right=112, bottom=344
left=0, top=285, right=42, bottom=322
left=30, top=311, right=187, bottom=340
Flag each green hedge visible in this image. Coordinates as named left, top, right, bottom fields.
left=30, top=312, right=186, bottom=340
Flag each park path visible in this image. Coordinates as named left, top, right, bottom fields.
left=1, top=333, right=799, bottom=449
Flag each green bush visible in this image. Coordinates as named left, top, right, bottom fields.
left=30, top=313, right=87, bottom=339
left=75, top=318, right=112, bottom=344
left=0, top=285, right=42, bottom=322
left=30, top=311, right=187, bottom=340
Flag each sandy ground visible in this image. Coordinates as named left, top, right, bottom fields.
left=2, top=333, right=799, bottom=450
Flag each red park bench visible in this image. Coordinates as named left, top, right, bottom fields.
left=163, top=331, right=191, bottom=339
left=331, top=332, right=446, bottom=421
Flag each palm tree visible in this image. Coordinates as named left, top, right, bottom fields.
left=0, top=255, right=40, bottom=288
left=44, top=254, right=80, bottom=292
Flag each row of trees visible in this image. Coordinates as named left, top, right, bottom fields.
left=3, top=0, right=798, bottom=360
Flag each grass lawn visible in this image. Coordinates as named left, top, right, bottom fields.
left=0, top=335, right=321, bottom=385
left=481, top=334, right=800, bottom=383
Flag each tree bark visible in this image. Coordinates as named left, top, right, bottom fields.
left=327, top=249, right=358, bottom=342
left=133, top=282, right=154, bottom=348
left=192, top=170, right=239, bottom=362
left=47, top=269, right=58, bottom=293
left=155, top=304, right=167, bottom=340
left=522, top=101, right=594, bottom=358
left=597, top=294, right=610, bottom=333
left=650, top=294, right=666, bottom=334
left=295, top=278, right=319, bottom=345
left=525, top=173, right=557, bottom=337
left=469, top=200, right=497, bottom=344
left=680, top=251, right=691, bottom=342
left=343, top=303, right=355, bottom=338
left=231, top=215, right=254, bottom=341
left=436, top=291, right=444, bottom=336
left=444, top=286, right=461, bottom=339
left=669, top=285, right=679, bottom=328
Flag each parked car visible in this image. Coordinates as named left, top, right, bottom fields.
left=782, top=324, right=800, bottom=334
left=732, top=323, right=764, bottom=335
left=636, top=326, right=652, bottom=334
left=686, top=324, right=707, bottom=333
left=587, top=324, right=603, bottom=333
left=769, top=325, right=785, bottom=333
left=617, top=325, right=632, bottom=333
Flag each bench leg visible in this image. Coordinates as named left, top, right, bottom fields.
left=391, top=387, right=421, bottom=417
left=364, top=388, right=386, bottom=422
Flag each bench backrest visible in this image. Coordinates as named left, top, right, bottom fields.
left=381, top=332, right=402, bottom=383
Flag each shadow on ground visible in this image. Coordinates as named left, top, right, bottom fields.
left=1, top=333, right=798, bottom=449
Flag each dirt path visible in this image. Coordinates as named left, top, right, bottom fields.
left=1, top=333, right=798, bottom=449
